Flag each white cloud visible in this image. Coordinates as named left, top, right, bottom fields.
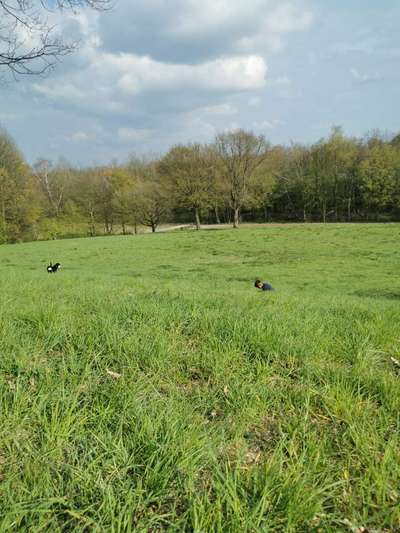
left=202, top=103, right=238, bottom=115
left=32, top=52, right=267, bottom=116
left=253, top=119, right=285, bottom=130
left=263, top=2, right=313, bottom=34
left=171, top=0, right=251, bottom=36
left=116, top=54, right=267, bottom=94
left=350, top=67, right=382, bottom=84
left=117, top=128, right=152, bottom=141
left=223, top=122, right=240, bottom=132
left=102, top=0, right=314, bottom=60
left=237, top=2, right=314, bottom=52
left=33, top=83, right=86, bottom=102
left=28, top=0, right=312, bottom=118
left=66, top=131, right=91, bottom=141
left=1, top=0, right=318, bottom=163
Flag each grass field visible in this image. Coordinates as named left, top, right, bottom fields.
left=0, top=223, right=399, bottom=532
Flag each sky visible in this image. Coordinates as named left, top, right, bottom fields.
left=0, top=0, right=399, bottom=166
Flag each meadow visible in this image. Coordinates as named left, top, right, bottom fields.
left=0, top=223, right=399, bottom=532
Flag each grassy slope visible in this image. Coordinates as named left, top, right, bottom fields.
left=0, top=224, right=399, bottom=532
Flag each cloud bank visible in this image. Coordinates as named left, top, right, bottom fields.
left=2, top=0, right=312, bottom=162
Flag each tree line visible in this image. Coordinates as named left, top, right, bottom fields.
left=1, top=125, right=400, bottom=243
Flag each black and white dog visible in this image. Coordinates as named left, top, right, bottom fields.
left=47, top=262, right=61, bottom=273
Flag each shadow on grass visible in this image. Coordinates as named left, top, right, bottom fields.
left=353, top=289, right=400, bottom=301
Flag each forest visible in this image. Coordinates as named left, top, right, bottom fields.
left=1, top=125, right=400, bottom=243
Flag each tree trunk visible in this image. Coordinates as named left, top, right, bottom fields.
left=89, top=209, right=95, bottom=236
left=104, top=214, right=112, bottom=234
left=224, top=207, right=231, bottom=224
left=347, top=197, right=352, bottom=221
left=322, top=201, right=326, bottom=223
left=122, top=219, right=126, bottom=235
left=233, top=207, right=240, bottom=228
left=214, top=205, right=221, bottom=224
left=303, top=207, right=307, bottom=222
left=334, top=182, right=338, bottom=221
left=151, top=223, right=156, bottom=233
left=1, top=199, right=6, bottom=238
left=134, top=220, right=138, bottom=234
left=194, top=206, right=201, bottom=230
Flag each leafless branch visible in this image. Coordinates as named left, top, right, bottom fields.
left=0, top=0, right=112, bottom=78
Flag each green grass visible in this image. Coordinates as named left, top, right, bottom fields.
left=0, top=223, right=399, bottom=532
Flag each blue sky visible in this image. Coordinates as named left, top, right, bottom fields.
left=0, top=0, right=399, bottom=165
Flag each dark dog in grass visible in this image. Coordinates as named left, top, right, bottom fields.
left=47, top=262, right=61, bottom=273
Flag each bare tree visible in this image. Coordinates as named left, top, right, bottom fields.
left=215, top=129, right=269, bottom=228
left=33, top=159, right=68, bottom=217
left=159, top=143, right=215, bottom=230
left=134, top=162, right=170, bottom=233
left=0, top=0, right=111, bottom=77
